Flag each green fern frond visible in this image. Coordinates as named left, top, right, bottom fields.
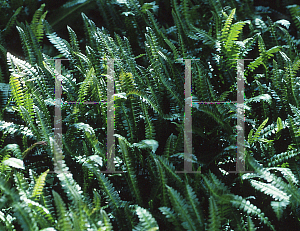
left=0, top=175, right=39, bottom=231
left=245, top=93, right=272, bottom=105
left=118, top=137, right=143, bottom=206
left=16, top=26, right=36, bottom=64
left=270, top=200, right=289, bottom=220
left=152, top=157, right=169, bottom=207
left=99, top=209, right=113, bottom=230
left=83, top=161, right=133, bottom=229
left=289, top=104, right=300, bottom=136
left=185, top=184, right=204, bottom=230
left=287, top=4, right=300, bottom=31
left=246, top=155, right=300, bottom=210
left=84, top=162, right=124, bottom=210
left=255, top=18, right=268, bottom=33
left=52, top=190, right=73, bottom=231
left=133, top=205, right=159, bottom=231
left=0, top=143, right=23, bottom=159
left=268, top=148, right=299, bottom=167
left=19, top=105, right=41, bottom=140
left=141, top=103, right=156, bottom=140
left=230, top=195, right=275, bottom=231
left=73, top=122, right=106, bottom=160
left=163, top=133, right=176, bottom=159
left=154, top=154, right=183, bottom=187
left=47, top=32, right=71, bottom=59
left=221, top=8, right=236, bottom=43
left=31, top=169, right=49, bottom=200
left=253, top=117, right=269, bottom=140
left=30, top=3, right=47, bottom=43
left=78, top=67, right=94, bottom=102
left=9, top=74, right=25, bottom=107
left=207, top=196, right=221, bottom=231
left=158, top=207, right=182, bottom=231
left=34, top=105, right=51, bottom=145
left=246, top=216, right=256, bottom=231
left=2, top=6, right=22, bottom=36
left=248, top=46, right=281, bottom=71
left=249, top=179, right=290, bottom=201
left=166, top=185, right=198, bottom=231
left=224, top=21, right=246, bottom=52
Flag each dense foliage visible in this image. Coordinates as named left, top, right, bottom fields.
left=0, top=0, right=300, bottom=230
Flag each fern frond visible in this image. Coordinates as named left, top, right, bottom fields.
left=248, top=46, right=281, bottom=71
left=166, top=185, right=198, bottom=231
left=158, top=207, right=182, bottom=231
left=133, top=205, right=159, bottom=231
left=224, top=21, right=246, bottom=52
left=30, top=3, right=47, bottom=43
left=2, top=6, right=22, bottom=36
left=34, top=105, right=51, bottom=145
left=16, top=26, right=36, bottom=64
left=230, top=195, right=275, bottom=231
left=152, top=157, right=169, bottom=207
left=268, top=148, right=299, bottom=167
left=270, top=200, right=289, bottom=220
left=185, top=184, right=204, bottom=230
left=154, top=154, right=183, bottom=187
left=163, top=133, right=176, bottom=159
left=52, top=190, right=73, bottom=231
left=221, top=8, right=236, bottom=43
left=31, top=169, right=49, bottom=200
left=118, top=137, right=143, bottom=206
left=207, top=196, right=221, bottom=231
left=47, top=32, right=71, bottom=59
left=19, top=105, right=41, bottom=141
left=287, top=4, right=300, bottom=31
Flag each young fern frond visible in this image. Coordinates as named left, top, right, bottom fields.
left=30, top=3, right=47, bottom=43
left=221, top=8, right=236, bottom=44
left=31, top=169, right=49, bottom=200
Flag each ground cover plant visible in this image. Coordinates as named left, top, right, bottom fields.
left=0, top=0, right=300, bottom=230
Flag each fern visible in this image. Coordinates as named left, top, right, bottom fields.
left=118, top=137, right=143, bottom=206
left=207, top=196, right=221, bottom=231
left=30, top=3, right=47, bottom=43
left=31, top=169, right=49, bottom=200
left=2, top=6, right=22, bottom=36
left=133, top=205, right=159, bottom=231
left=287, top=4, right=300, bottom=31
left=165, top=185, right=198, bottom=231
left=52, top=190, right=73, bottom=231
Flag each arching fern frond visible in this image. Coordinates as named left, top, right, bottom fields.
left=133, top=205, right=159, bottom=231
